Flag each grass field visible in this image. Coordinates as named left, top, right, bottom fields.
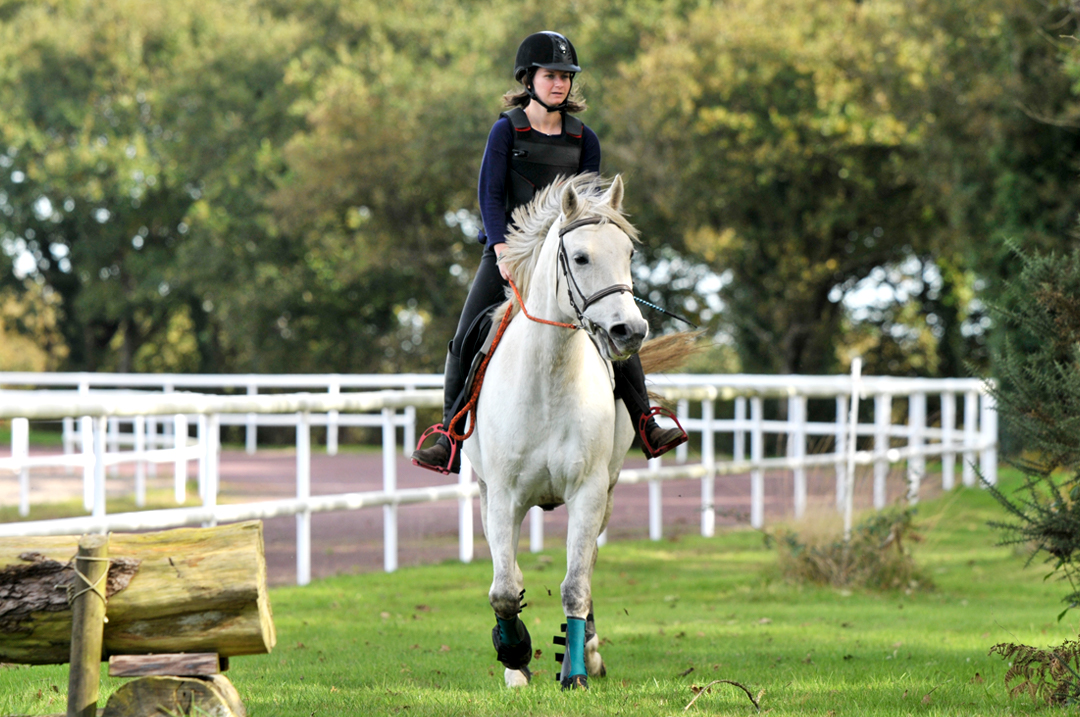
left=1, top=472, right=1074, bottom=716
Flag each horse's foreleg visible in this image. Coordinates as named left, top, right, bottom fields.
left=584, top=605, right=606, bottom=678
left=583, top=486, right=614, bottom=678
left=558, top=486, right=607, bottom=690
left=485, top=493, right=532, bottom=687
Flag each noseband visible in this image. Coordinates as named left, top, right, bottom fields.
left=556, top=216, right=634, bottom=333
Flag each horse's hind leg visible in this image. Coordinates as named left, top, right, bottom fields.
left=485, top=494, right=533, bottom=687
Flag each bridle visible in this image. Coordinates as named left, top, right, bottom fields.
left=555, top=216, right=634, bottom=334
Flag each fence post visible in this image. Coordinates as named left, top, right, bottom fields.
left=92, top=416, right=107, bottom=521
left=701, top=396, right=715, bottom=538
left=146, top=414, right=158, bottom=478
left=107, top=417, right=119, bottom=477
left=203, top=413, right=220, bottom=527
left=327, top=379, right=341, bottom=456
left=676, top=398, right=689, bottom=463
left=789, top=395, right=807, bottom=519
left=246, top=382, right=258, bottom=455
left=963, top=390, right=978, bottom=487
left=403, top=382, right=417, bottom=458
left=530, top=505, right=544, bottom=553
left=459, top=453, right=474, bottom=563
left=62, top=416, right=74, bottom=463
left=13, top=417, right=29, bottom=517
left=907, top=392, right=926, bottom=503
left=834, top=395, right=848, bottom=512
left=79, top=380, right=92, bottom=512
left=197, top=414, right=208, bottom=504
left=297, top=411, right=312, bottom=586
left=649, top=456, right=663, bottom=540
left=750, top=396, right=764, bottom=529
left=134, top=415, right=146, bottom=507
left=980, top=390, right=998, bottom=486
left=67, top=534, right=108, bottom=717
left=382, top=407, right=398, bottom=573
left=941, top=391, right=956, bottom=491
left=734, top=397, right=746, bottom=464
left=844, top=358, right=862, bottom=542
left=174, top=414, right=188, bottom=504
left=874, top=394, right=891, bottom=509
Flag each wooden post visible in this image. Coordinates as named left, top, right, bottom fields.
left=68, top=534, right=109, bottom=717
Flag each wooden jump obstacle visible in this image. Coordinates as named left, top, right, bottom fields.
left=0, top=520, right=276, bottom=716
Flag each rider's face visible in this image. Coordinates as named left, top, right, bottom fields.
left=531, top=69, right=573, bottom=106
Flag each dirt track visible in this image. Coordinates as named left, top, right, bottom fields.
left=1, top=447, right=937, bottom=586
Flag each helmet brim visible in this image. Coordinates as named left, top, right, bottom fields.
left=532, top=61, right=581, bottom=74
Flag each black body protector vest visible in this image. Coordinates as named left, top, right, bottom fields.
left=501, top=107, right=584, bottom=214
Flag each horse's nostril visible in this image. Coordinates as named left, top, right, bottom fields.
left=610, top=323, right=631, bottom=340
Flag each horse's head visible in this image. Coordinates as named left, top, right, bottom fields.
left=554, top=176, right=648, bottom=361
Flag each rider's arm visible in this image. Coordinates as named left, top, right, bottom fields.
left=477, top=117, right=514, bottom=250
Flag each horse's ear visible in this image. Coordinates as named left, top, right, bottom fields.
left=605, top=175, right=624, bottom=212
left=561, top=181, right=580, bottom=217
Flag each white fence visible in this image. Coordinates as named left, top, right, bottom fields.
left=0, top=372, right=996, bottom=586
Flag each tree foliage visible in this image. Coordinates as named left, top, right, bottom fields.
left=0, top=0, right=1077, bottom=377
left=983, top=243, right=1080, bottom=615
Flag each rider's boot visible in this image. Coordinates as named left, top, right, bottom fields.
left=412, top=347, right=466, bottom=474
left=614, top=354, right=688, bottom=459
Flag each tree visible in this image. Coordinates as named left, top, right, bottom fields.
left=983, top=241, right=1080, bottom=617
left=605, top=0, right=955, bottom=375
left=0, top=0, right=306, bottom=372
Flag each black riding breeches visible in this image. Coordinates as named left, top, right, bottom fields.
left=451, top=246, right=507, bottom=360
left=613, top=354, right=651, bottom=423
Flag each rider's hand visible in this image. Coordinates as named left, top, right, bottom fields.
left=494, top=242, right=511, bottom=281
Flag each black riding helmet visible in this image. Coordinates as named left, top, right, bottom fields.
left=514, top=31, right=581, bottom=112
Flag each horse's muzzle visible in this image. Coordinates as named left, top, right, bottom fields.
left=600, top=318, right=648, bottom=360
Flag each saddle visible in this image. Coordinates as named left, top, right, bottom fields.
left=449, top=300, right=616, bottom=436
left=446, top=303, right=501, bottom=436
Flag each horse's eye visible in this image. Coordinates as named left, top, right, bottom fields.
left=574, top=254, right=589, bottom=266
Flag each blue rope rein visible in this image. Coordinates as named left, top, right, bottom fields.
left=633, top=295, right=698, bottom=328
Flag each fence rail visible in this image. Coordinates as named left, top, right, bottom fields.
left=0, top=371, right=996, bottom=585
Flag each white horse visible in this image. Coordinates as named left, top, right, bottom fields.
left=463, top=173, right=649, bottom=690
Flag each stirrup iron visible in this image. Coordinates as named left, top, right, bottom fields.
left=639, top=406, right=688, bottom=459
left=411, top=424, right=458, bottom=475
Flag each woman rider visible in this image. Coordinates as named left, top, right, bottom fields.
left=412, top=31, right=687, bottom=474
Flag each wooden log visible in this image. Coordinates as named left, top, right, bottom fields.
left=0, top=521, right=275, bottom=665
left=101, top=675, right=245, bottom=717
left=108, top=653, right=225, bottom=677
left=68, top=535, right=109, bottom=717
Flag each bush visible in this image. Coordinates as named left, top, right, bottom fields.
left=766, top=507, right=932, bottom=592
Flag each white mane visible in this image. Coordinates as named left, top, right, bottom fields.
left=498, top=173, right=639, bottom=310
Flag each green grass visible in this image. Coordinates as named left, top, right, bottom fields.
left=2, top=472, right=1075, bottom=716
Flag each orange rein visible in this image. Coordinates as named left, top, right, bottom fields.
left=447, top=277, right=578, bottom=443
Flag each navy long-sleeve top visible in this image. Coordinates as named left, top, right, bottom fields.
left=476, top=115, right=601, bottom=249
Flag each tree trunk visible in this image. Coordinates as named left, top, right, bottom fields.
left=102, top=675, right=245, bottom=717
left=0, top=521, right=275, bottom=665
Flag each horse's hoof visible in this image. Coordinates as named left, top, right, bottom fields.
left=504, top=666, right=531, bottom=688
left=586, top=655, right=606, bottom=678
left=561, top=674, right=588, bottom=690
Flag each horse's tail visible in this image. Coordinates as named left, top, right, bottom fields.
left=638, top=330, right=705, bottom=375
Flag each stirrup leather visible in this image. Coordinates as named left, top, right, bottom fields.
left=411, top=424, right=458, bottom=475
left=638, top=406, right=688, bottom=459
